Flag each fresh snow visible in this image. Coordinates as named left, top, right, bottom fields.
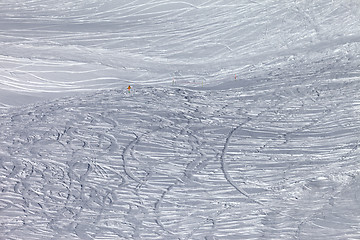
left=1, top=0, right=360, bottom=239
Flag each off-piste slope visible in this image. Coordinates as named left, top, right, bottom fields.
left=1, top=0, right=360, bottom=106
left=1, top=72, right=360, bottom=239
left=1, top=0, right=360, bottom=239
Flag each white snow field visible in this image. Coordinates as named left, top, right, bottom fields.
left=1, top=0, right=360, bottom=239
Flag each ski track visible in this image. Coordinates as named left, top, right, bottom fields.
left=1, top=0, right=360, bottom=239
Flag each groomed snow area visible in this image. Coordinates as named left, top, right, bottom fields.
left=1, top=1, right=360, bottom=239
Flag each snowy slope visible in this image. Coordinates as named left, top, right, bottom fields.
left=1, top=78, right=360, bottom=239
left=1, top=0, right=360, bottom=240
left=1, top=0, right=360, bottom=105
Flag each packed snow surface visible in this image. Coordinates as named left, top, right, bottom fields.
left=1, top=0, right=360, bottom=239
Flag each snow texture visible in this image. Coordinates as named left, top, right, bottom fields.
left=1, top=0, right=360, bottom=239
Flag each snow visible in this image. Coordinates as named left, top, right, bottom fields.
left=1, top=0, right=360, bottom=239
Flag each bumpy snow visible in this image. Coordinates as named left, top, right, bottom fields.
left=1, top=1, right=360, bottom=239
